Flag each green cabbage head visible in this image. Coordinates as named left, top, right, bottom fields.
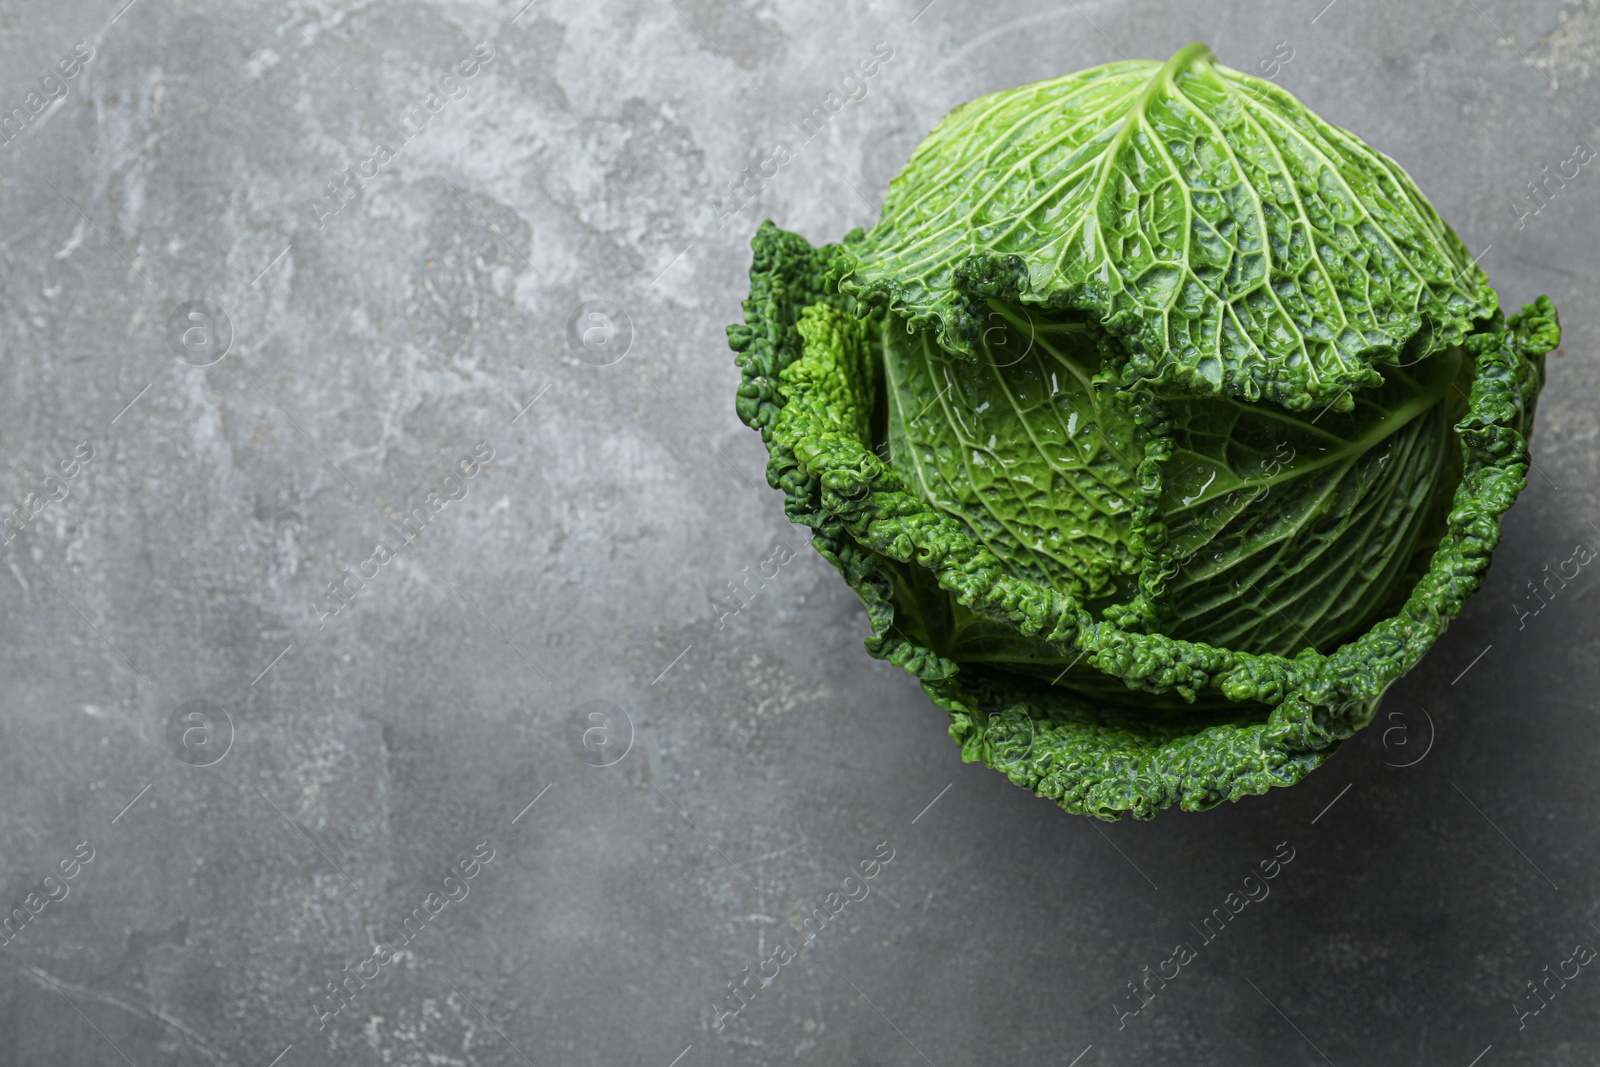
left=728, top=43, right=1556, bottom=819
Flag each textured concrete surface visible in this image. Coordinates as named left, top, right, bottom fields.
left=0, top=0, right=1597, bottom=1064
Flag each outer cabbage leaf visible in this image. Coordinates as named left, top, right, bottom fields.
left=838, top=43, right=1496, bottom=411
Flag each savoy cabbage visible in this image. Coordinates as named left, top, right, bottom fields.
left=728, top=43, right=1557, bottom=819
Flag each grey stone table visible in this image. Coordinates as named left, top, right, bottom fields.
left=0, top=0, right=1596, bottom=1064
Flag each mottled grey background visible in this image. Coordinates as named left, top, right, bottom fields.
left=0, top=0, right=1596, bottom=1064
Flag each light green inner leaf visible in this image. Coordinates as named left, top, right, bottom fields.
left=841, top=43, right=1494, bottom=409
